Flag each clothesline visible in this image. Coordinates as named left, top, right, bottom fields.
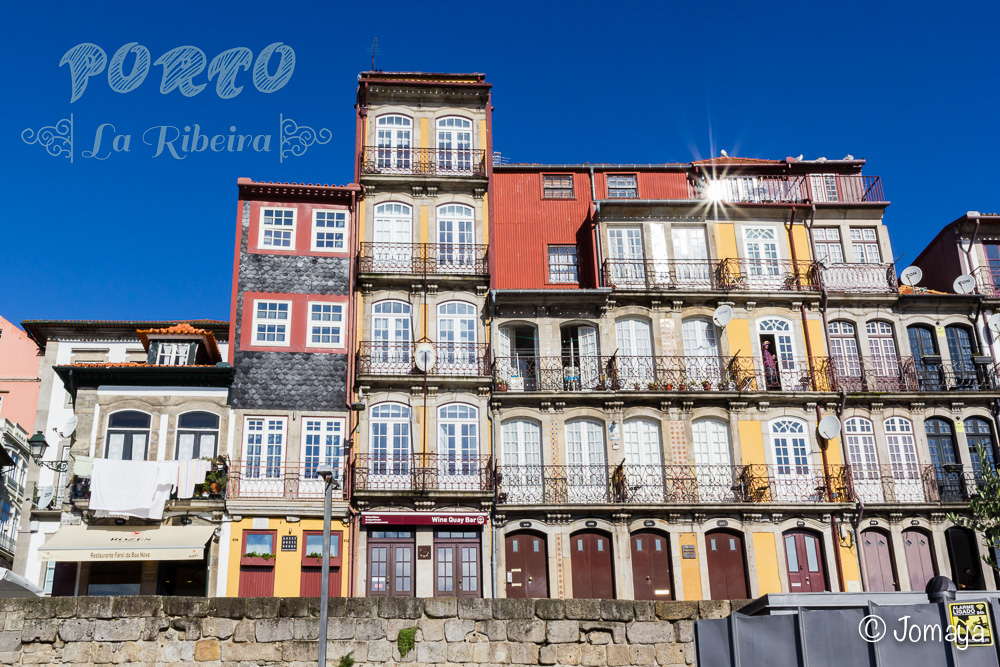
left=88, top=458, right=213, bottom=520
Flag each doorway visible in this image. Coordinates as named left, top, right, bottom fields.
left=705, top=530, right=748, bottom=599
left=946, top=527, right=985, bottom=590
left=783, top=530, right=828, bottom=593
left=902, top=528, right=936, bottom=592
left=570, top=530, right=615, bottom=599
left=861, top=529, right=897, bottom=592
left=367, top=530, right=415, bottom=597
left=630, top=530, right=673, bottom=600
left=505, top=531, right=548, bottom=598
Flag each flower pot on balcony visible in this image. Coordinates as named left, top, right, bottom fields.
left=702, top=381, right=713, bottom=390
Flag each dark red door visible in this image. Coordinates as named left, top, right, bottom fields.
left=783, top=530, right=827, bottom=593
left=238, top=530, right=276, bottom=597
left=571, top=531, right=614, bottom=599
left=861, top=529, right=898, bottom=591
left=505, top=532, right=548, bottom=598
left=434, top=532, right=481, bottom=597
left=630, top=530, right=673, bottom=600
left=367, top=531, right=415, bottom=597
left=706, top=531, right=748, bottom=599
left=903, top=528, right=936, bottom=592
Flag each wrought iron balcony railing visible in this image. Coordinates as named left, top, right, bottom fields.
left=358, top=342, right=491, bottom=377
left=972, top=266, right=1000, bottom=296
left=494, top=355, right=836, bottom=393
left=358, top=242, right=488, bottom=276
left=833, top=355, right=1000, bottom=393
left=818, top=263, right=898, bottom=293
left=698, top=174, right=885, bottom=204
left=847, top=464, right=984, bottom=504
left=360, top=146, right=488, bottom=177
left=496, top=463, right=851, bottom=505
left=227, top=462, right=344, bottom=500
left=716, top=258, right=820, bottom=291
left=353, top=454, right=494, bottom=493
left=602, top=259, right=720, bottom=291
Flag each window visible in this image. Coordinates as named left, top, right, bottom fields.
left=438, top=404, right=479, bottom=483
left=370, top=403, right=412, bottom=483
left=814, top=228, right=844, bottom=264
left=828, top=321, right=860, bottom=380
left=242, top=417, right=286, bottom=481
left=437, top=204, right=476, bottom=271
left=375, top=115, right=412, bottom=170
left=608, top=174, right=638, bottom=198
left=543, top=174, right=574, bottom=199
left=436, top=117, right=474, bottom=173
left=155, top=342, right=190, bottom=366
left=965, top=417, right=996, bottom=477
left=850, top=228, right=881, bottom=263
left=252, top=300, right=291, bottom=346
left=312, top=210, right=347, bottom=252
left=308, top=302, right=343, bottom=348
left=259, top=208, right=296, bottom=248
left=548, top=245, right=579, bottom=283
left=303, top=531, right=342, bottom=562
left=303, top=418, right=344, bottom=483
left=810, top=174, right=839, bottom=202
left=176, top=412, right=220, bottom=460
left=566, top=419, right=607, bottom=502
left=105, top=411, right=151, bottom=461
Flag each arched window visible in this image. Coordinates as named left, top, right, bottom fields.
left=436, top=116, right=473, bottom=172
left=682, top=317, right=721, bottom=385
left=436, top=204, right=475, bottom=271
left=616, top=317, right=654, bottom=386
left=907, top=325, right=941, bottom=390
left=369, top=403, right=411, bottom=486
left=768, top=418, right=811, bottom=501
left=437, top=404, right=479, bottom=483
left=844, top=417, right=880, bottom=501
left=372, top=203, right=413, bottom=270
left=501, top=419, right=543, bottom=503
left=757, top=318, right=797, bottom=390
left=372, top=300, right=412, bottom=370
left=623, top=418, right=663, bottom=503
left=828, top=321, right=861, bottom=384
left=926, top=417, right=962, bottom=501
left=496, top=324, right=539, bottom=391
left=865, top=321, right=901, bottom=387
left=176, top=411, right=220, bottom=460
left=566, top=419, right=607, bottom=502
left=375, top=115, right=412, bottom=170
left=945, top=325, right=977, bottom=386
left=106, top=411, right=151, bottom=460
left=438, top=301, right=478, bottom=373
left=561, top=322, right=600, bottom=390
left=883, top=417, right=922, bottom=501
left=965, top=417, right=996, bottom=476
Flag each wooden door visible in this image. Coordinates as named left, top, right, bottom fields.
left=300, top=567, right=341, bottom=597
left=946, top=527, right=985, bottom=590
left=505, top=532, right=548, bottom=598
left=861, top=529, right=898, bottom=592
left=571, top=531, right=614, bottom=599
left=783, top=531, right=827, bottom=593
left=630, top=531, right=673, bottom=600
left=434, top=540, right=481, bottom=597
left=902, top=528, right=936, bottom=592
left=367, top=536, right=415, bottom=597
left=706, top=531, right=748, bottom=600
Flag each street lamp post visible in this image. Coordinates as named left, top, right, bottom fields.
left=316, top=463, right=335, bottom=667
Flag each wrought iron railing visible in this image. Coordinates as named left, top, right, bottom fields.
left=0, top=533, right=15, bottom=556
left=353, top=454, right=494, bottom=492
left=603, top=259, right=719, bottom=291
left=818, top=263, right=898, bottom=293
left=358, top=242, right=489, bottom=276
left=972, top=266, right=1000, bottom=296
left=831, top=356, right=920, bottom=392
left=846, top=464, right=983, bottom=504
left=496, top=463, right=851, bottom=505
left=493, top=355, right=836, bottom=393
left=228, top=462, right=347, bottom=500
left=358, top=342, right=491, bottom=377
left=697, top=174, right=885, bottom=204
left=360, top=146, right=488, bottom=177
left=716, top=258, right=820, bottom=291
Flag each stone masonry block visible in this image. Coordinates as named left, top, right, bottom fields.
left=698, top=600, right=730, bottom=620
left=601, top=600, right=634, bottom=622
left=26, top=597, right=77, bottom=619
left=674, top=620, right=693, bottom=643
left=493, top=598, right=534, bottom=619
left=294, top=617, right=319, bottom=640
left=356, top=617, right=387, bottom=640
left=0, top=632, right=20, bottom=652
left=583, top=644, right=608, bottom=666
left=418, top=617, right=445, bottom=641
left=607, top=644, right=629, bottom=666
left=140, top=617, right=169, bottom=641
left=170, top=616, right=202, bottom=639
left=76, top=596, right=114, bottom=619
left=368, top=638, right=393, bottom=662
left=535, top=598, right=566, bottom=620
left=629, top=645, right=655, bottom=665
left=424, top=597, right=458, bottom=618
left=626, top=621, right=675, bottom=644
left=418, top=641, right=448, bottom=664
left=507, top=619, right=546, bottom=643
left=209, top=597, right=247, bottom=619
left=655, top=601, right=698, bottom=621
left=282, top=640, right=321, bottom=662
left=326, top=617, right=356, bottom=640
left=387, top=618, right=413, bottom=641
left=633, top=601, right=656, bottom=622
left=255, top=617, right=294, bottom=642
left=547, top=620, right=581, bottom=643
left=246, top=597, right=281, bottom=618
left=194, top=638, right=220, bottom=661
left=222, top=640, right=282, bottom=662
left=347, top=597, right=378, bottom=617
left=589, top=631, right=613, bottom=645
left=512, top=641, right=541, bottom=665
left=580, top=621, right=625, bottom=644
left=557, top=644, right=583, bottom=666
left=201, top=617, right=234, bottom=639
left=482, top=618, right=507, bottom=641
left=565, top=599, right=602, bottom=620
left=21, top=619, right=57, bottom=643
left=539, top=644, right=559, bottom=665
left=655, top=642, right=687, bottom=666
left=94, top=618, right=143, bottom=642
left=457, top=597, right=492, bottom=620
left=164, top=596, right=209, bottom=618
left=110, top=596, right=161, bottom=618
left=489, top=641, right=512, bottom=664
left=378, top=597, right=423, bottom=619
left=279, top=597, right=311, bottom=617
left=57, top=618, right=94, bottom=642
left=444, top=618, right=476, bottom=642
left=447, top=641, right=473, bottom=663
left=233, top=619, right=255, bottom=642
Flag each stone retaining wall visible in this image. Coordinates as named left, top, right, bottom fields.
left=0, top=596, right=749, bottom=666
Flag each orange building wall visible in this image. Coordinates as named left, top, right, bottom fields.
left=0, top=317, right=41, bottom=431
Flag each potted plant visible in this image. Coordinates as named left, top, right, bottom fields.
left=702, top=380, right=713, bottom=391
left=664, top=381, right=673, bottom=391
left=241, top=551, right=276, bottom=566
left=496, top=380, right=509, bottom=392
left=203, top=456, right=228, bottom=497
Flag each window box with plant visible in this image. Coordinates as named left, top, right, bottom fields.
left=302, top=530, right=343, bottom=567
left=240, top=551, right=276, bottom=566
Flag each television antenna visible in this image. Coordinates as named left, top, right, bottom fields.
left=369, top=38, right=383, bottom=71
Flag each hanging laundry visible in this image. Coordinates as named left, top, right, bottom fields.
left=90, top=459, right=179, bottom=520
left=176, top=458, right=212, bottom=499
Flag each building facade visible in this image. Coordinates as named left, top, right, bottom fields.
left=226, top=179, right=360, bottom=597
left=351, top=72, right=495, bottom=598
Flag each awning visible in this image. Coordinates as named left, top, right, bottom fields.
left=39, top=525, right=215, bottom=562
left=0, top=567, right=43, bottom=598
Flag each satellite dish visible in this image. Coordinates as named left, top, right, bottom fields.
left=954, top=274, right=976, bottom=295
left=989, top=313, right=1000, bottom=333
left=712, top=305, right=734, bottom=327
left=414, top=342, right=436, bottom=372
left=817, top=416, right=842, bottom=440
left=36, top=486, right=54, bottom=510
left=58, top=415, right=78, bottom=438
left=900, top=266, right=923, bottom=287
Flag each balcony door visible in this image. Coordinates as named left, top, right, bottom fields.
left=566, top=419, right=607, bottom=503
left=561, top=324, right=600, bottom=390
left=965, top=417, right=997, bottom=483
left=437, top=404, right=479, bottom=489
left=671, top=226, right=710, bottom=286
left=926, top=418, right=962, bottom=501
left=373, top=203, right=413, bottom=271
left=608, top=227, right=644, bottom=285
left=375, top=115, right=411, bottom=170
left=769, top=418, right=812, bottom=501
left=758, top=318, right=798, bottom=391
left=907, top=325, right=941, bottom=391
left=616, top=318, right=654, bottom=387
left=497, top=325, right=539, bottom=391
left=623, top=418, right=663, bottom=503
left=437, top=204, right=475, bottom=272
left=829, top=321, right=862, bottom=388
left=693, top=418, right=735, bottom=502
left=742, top=226, right=781, bottom=287
left=240, top=417, right=286, bottom=497
left=945, top=325, right=977, bottom=387
left=372, top=300, right=412, bottom=372
left=370, top=403, right=411, bottom=489
left=682, top=318, right=721, bottom=385
left=845, top=417, right=883, bottom=502
left=438, top=301, right=477, bottom=372
left=300, top=418, right=344, bottom=497
left=501, top=419, right=543, bottom=503
left=884, top=417, right=923, bottom=502
left=866, top=321, right=902, bottom=388
left=436, top=116, right=473, bottom=173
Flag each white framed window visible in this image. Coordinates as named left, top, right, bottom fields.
left=607, top=174, right=638, bottom=198
left=438, top=404, right=479, bottom=484
left=307, top=302, right=344, bottom=349
left=548, top=245, right=579, bottom=283
left=242, top=416, right=287, bottom=480
left=258, top=207, right=296, bottom=249
left=155, top=342, right=190, bottom=366
left=850, top=228, right=881, bottom=263
left=810, top=174, right=839, bottom=202
left=814, top=228, right=844, bottom=264
left=105, top=410, right=152, bottom=461
left=436, top=116, right=474, bottom=172
left=175, top=411, right=220, bottom=460
left=543, top=174, right=574, bottom=199
left=252, top=300, right=292, bottom=347
left=302, top=417, right=345, bottom=483
left=311, top=210, right=347, bottom=252
left=370, top=403, right=412, bottom=484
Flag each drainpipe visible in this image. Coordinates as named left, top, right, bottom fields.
left=488, top=288, right=499, bottom=598
left=588, top=166, right=603, bottom=287
left=785, top=206, right=818, bottom=391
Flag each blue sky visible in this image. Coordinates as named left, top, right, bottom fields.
left=3, top=2, right=998, bottom=326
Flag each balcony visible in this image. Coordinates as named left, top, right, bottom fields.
left=494, top=355, right=836, bottom=393
left=603, top=258, right=819, bottom=292
left=228, top=463, right=347, bottom=501
left=353, top=454, right=494, bottom=495
left=699, top=175, right=885, bottom=205
left=848, top=464, right=983, bottom=504
left=972, top=266, right=1000, bottom=296
left=716, top=258, right=820, bottom=291
left=818, top=263, right=897, bottom=293
left=832, top=356, right=1000, bottom=393
left=358, top=243, right=489, bottom=277
left=360, top=146, right=488, bottom=178
left=496, top=463, right=851, bottom=505
left=357, top=342, right=491, bottom=378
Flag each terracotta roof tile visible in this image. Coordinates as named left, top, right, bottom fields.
left=137, top=323, right=212, bottom=336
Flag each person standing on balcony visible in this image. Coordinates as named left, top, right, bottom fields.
left=762, top=340, right=781, bottom=390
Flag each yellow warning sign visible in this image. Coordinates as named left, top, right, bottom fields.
left=948, top=601, right=994, bottom=647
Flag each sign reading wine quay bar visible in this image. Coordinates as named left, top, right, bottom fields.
left=361, top=512, right=488, bottom=526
